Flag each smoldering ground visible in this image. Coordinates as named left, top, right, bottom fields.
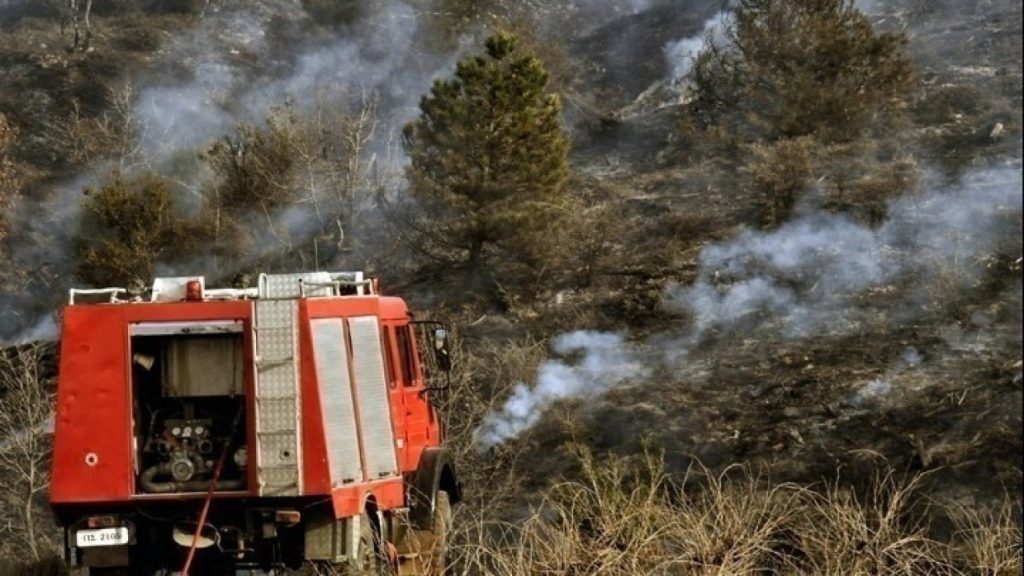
left=476, top=165, right=1023, bottom=446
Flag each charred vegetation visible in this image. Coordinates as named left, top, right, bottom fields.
left=0, top=0, right=1020, bottom=572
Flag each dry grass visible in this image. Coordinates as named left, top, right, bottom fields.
left=433, top=328, right=1021, bottom=576
left=795, top=470, right=949, bottom=574
left=946, top=496, right=1023, bottom=574
left=445, top=448, right=1021, bottom=575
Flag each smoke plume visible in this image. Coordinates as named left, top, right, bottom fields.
left=669, top=167, right=1022, bottom=339
left=478, top=166, right=1022, bottom=445
left=134, top=1, right=450, bottom=162
left=664, top=11, right=733, bottom=81
left=0, top=0, right=472, bottom=345
left=475, top=331, right=650, bottom=447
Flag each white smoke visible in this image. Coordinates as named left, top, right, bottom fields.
left=849, top=346, right=924, bottom=406
left=664, top=11, right=733, bottom=80
left=4, top=315, right=58, bottom=346
left=668, top=167, right=1023, bottom=340
left=900, top=347, right=923, bottom=367
left=478, top=166, right=1022, bottom=445
left=475, top=331, right=650, bottom=448
left=573, top=0, right=657, bottom=22
left=134, top=1, right=450, bottom=163
left=1, top=0, right=467, bottom=343
left=853, top=378, right=893, bottom=405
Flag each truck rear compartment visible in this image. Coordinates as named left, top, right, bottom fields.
left=130, top=328, right=249, bottom=495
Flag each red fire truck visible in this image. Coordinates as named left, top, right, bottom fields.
left=50, top=272, right=460, bottom=575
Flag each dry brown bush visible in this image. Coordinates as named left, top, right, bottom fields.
left=205, top=110, right=301, bottom=218
left=737, top=133, right=921, bottom=227
left=74, top=172, right=196, bottom=287
left=745, top=136, right=815, bottom=227
left=198, top=108, right=304, bottom=262
left=815, top=139, right=919, bottom=224
left=912, top=82, right=1021, bottom=175
left=688, top=0, right=913, bottom=145
left=448, top=450, right=794, bottom=575
left=796, top=470, right=949, bottom=574
left=194, top=96, right=386, bottom=274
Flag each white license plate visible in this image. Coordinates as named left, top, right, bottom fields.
left=76, top=527, right=129, bottom=548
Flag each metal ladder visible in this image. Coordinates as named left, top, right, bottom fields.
left=253, top=273, right=333, bottom=496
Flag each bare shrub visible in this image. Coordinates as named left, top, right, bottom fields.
left=43, top=82, right=142, bottom=169
left=0, top=344, right=58, bottom=562
left=196, top=96, right=386, bottom=272
left=554, top=197, right=633, bottom=291
left=292, top=92, right=382, bottom=254
left=439, top=329, right=549, bottom=494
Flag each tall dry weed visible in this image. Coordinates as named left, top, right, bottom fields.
left=444, top=445, right=1021, bottom=575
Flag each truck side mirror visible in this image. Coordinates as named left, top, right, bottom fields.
left=433, top=328, right=451, bottom=372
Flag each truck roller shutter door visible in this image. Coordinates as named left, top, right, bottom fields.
left=348, top=316, right=399, bottom=480
left=311, top=318, right=362, bottom=485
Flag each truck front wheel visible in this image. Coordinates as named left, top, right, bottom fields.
left=398, top=490, right=451, bottom=576
left=427, top=491, right=451, bottom=575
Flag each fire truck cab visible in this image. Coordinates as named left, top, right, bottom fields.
left=50, top=271, right=460, bottom=575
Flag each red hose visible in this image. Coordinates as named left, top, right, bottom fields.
left=180, top=441, right=231, bottom=576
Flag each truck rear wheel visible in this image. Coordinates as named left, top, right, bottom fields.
left=353, top=510, right=383, bottom=575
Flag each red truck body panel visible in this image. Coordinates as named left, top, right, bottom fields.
left=51, top=294, right=440, bottom=520
left=52, top=301, right=254, bottom=504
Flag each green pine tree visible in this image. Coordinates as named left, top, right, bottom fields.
left=402, top=31, right=570, bottom=283
left=688, top=0, right=913, bottom=144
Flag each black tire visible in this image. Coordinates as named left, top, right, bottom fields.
left=354, top=510, right=395, bottom=576
left=429, top=491, right=451, bottom=576
left=396, top=490, right=452, bottom=576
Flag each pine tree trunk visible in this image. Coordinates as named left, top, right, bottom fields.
left=465, top=238, right=484, bottom=290
left=467, top=238, right=483, bottom=269
left=70, top=0, right=80, bottom=49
